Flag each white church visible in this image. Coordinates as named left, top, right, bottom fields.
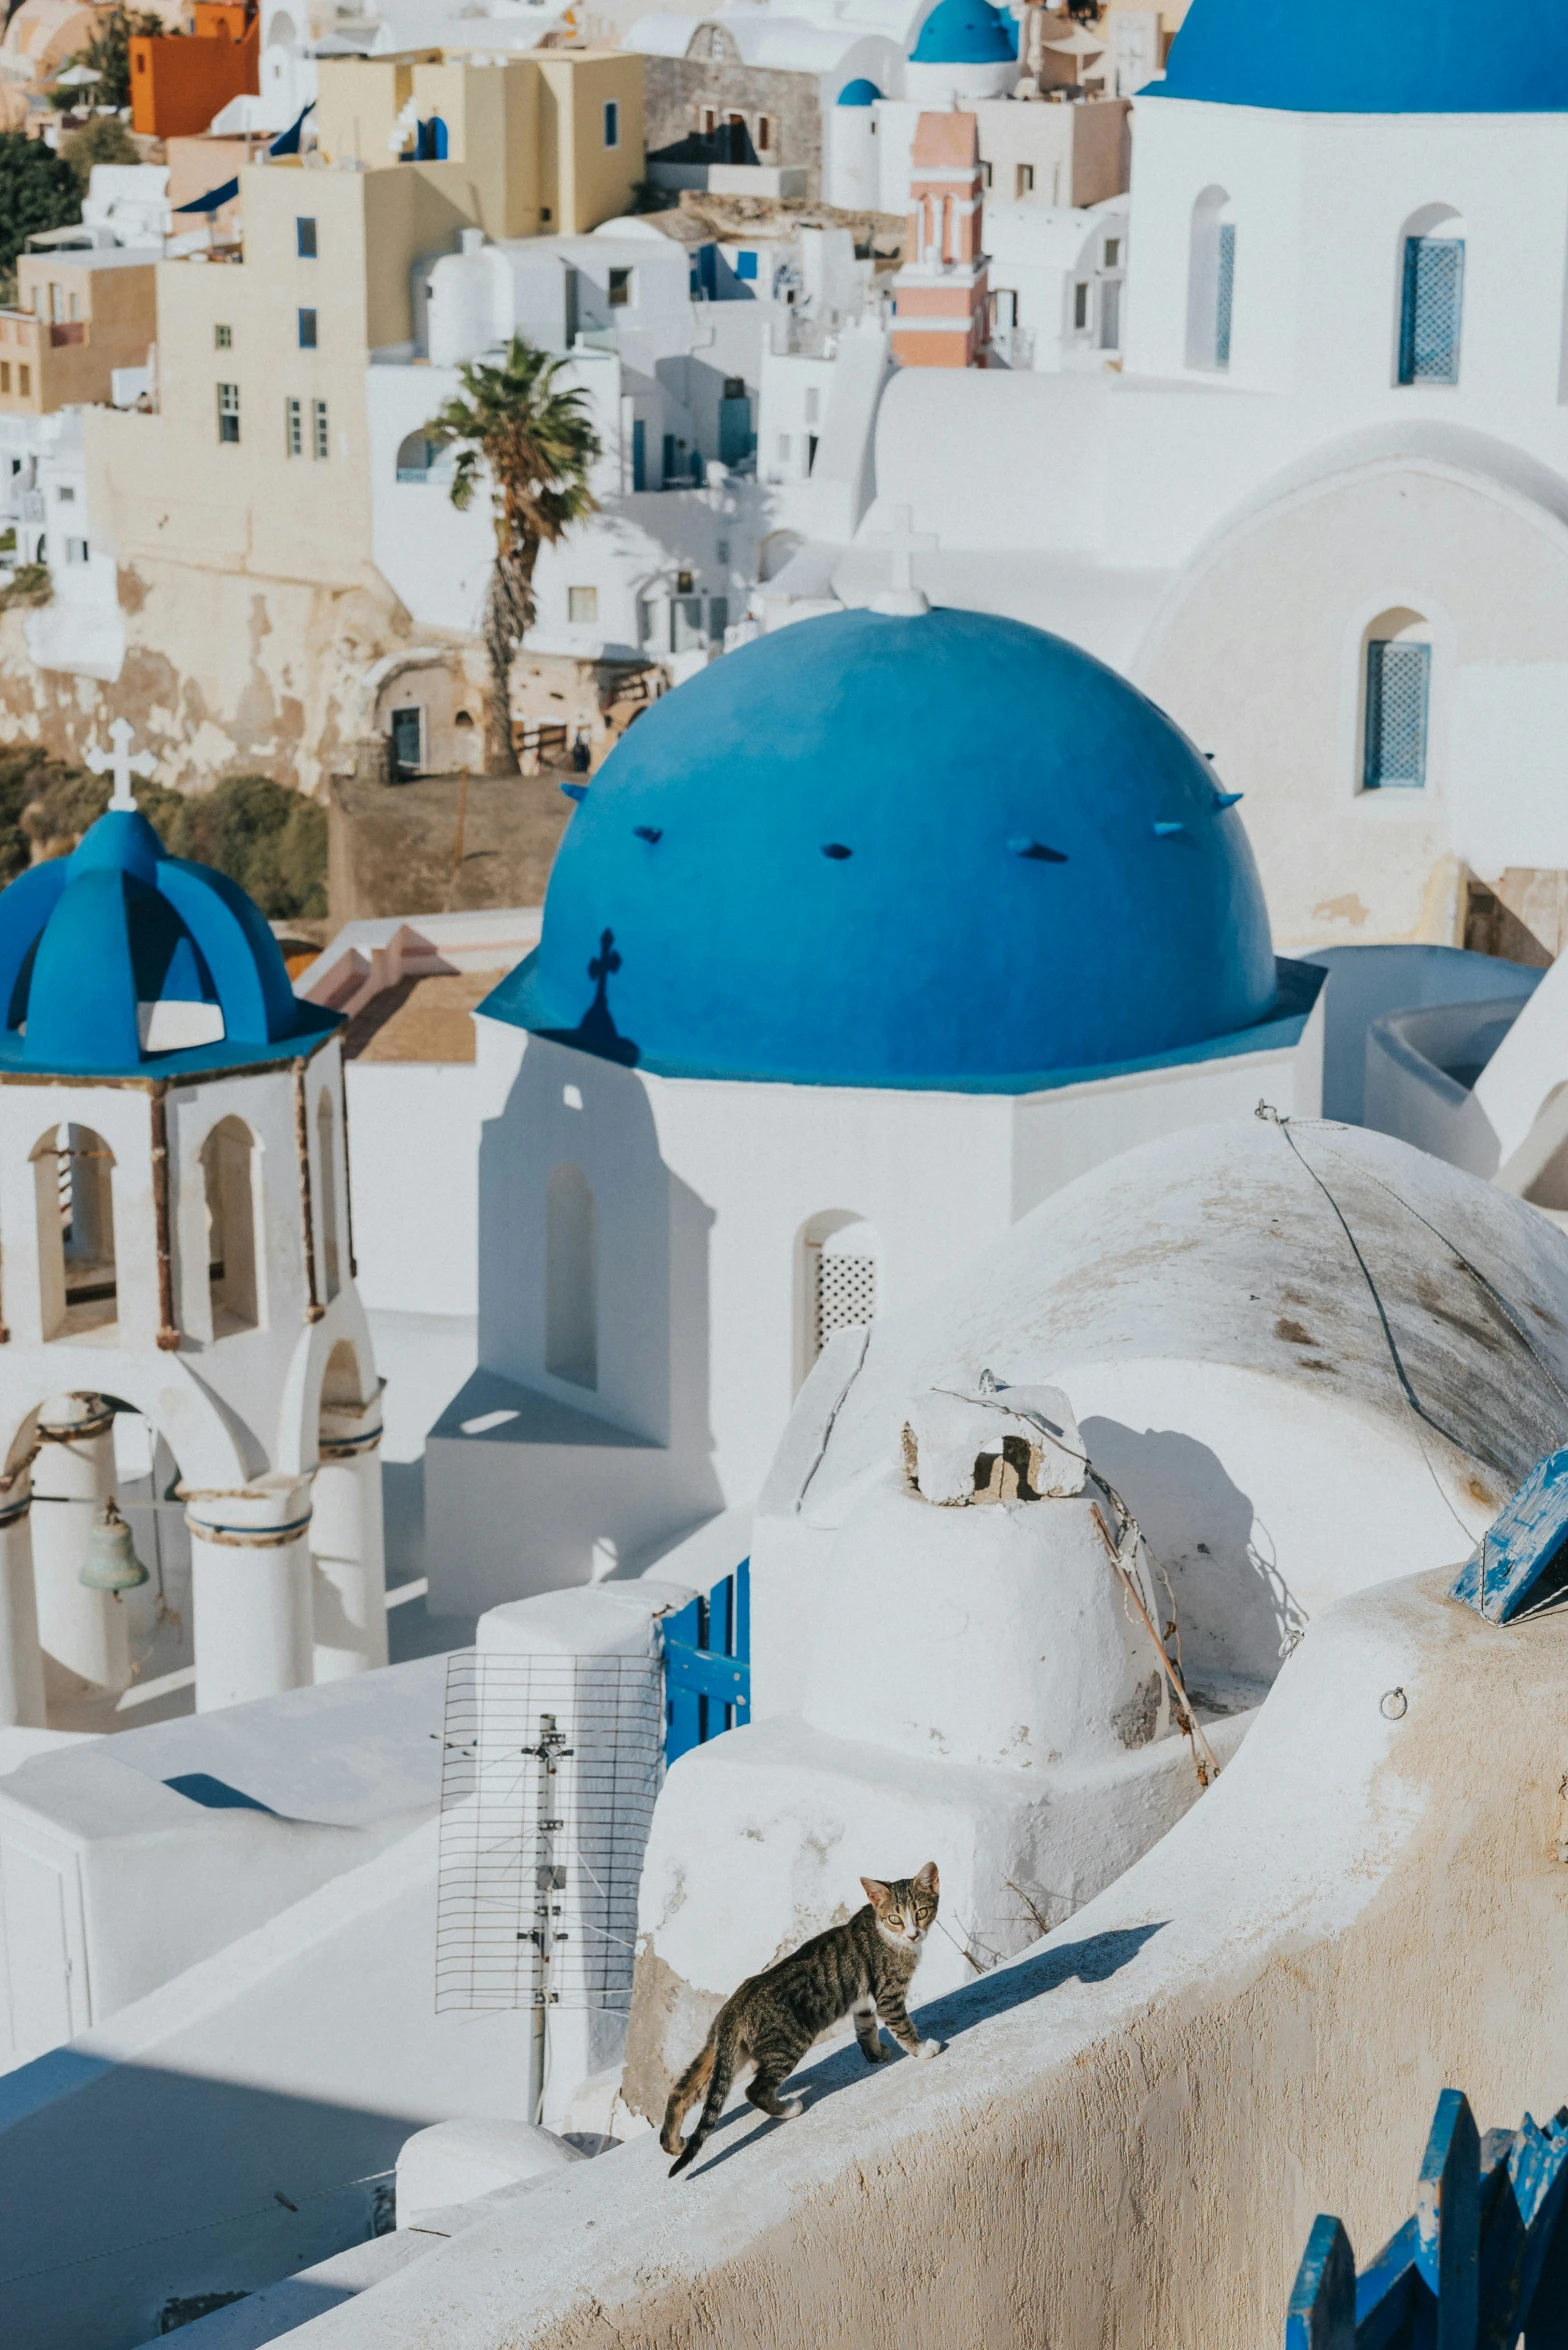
left=10, top=2, right=1568, bottom=2343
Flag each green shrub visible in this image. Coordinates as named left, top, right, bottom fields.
left=168, top=774, right=328, bottom=921
left=0, top=134, right=81, bottom=283
left=0, top=757, right=328, bottom=919
left=61, top=117, right=141, bottom=187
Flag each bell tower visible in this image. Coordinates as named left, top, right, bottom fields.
left=891, top=110, right=992, bottom=369
left=0, top=728, right=388, bottom=1725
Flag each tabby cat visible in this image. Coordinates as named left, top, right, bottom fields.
left=661, top=1862, right=942, bottom=2178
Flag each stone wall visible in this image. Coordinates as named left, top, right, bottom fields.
left=644, top=56, right=823, bottom=193
left=0, top=555, right=435, bottom=800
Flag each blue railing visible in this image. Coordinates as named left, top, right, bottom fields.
left=663, top=1559, right=750, bottom=1767
left=1287, top=2087, right=1568, bottom=2346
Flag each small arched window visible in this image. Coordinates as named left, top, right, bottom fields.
left=32, top=1123, right=116, bottom=1339
left=798, top=1212, right=880, bottom=1387
left=395, top=430, right=453, bottom=485
left=1397, top=206, right=1465, bottom=385
left=546, top=1163, right=597, bottom=1388
left=201, top=1115, right=262, bottom=1333
left=1361, top=608, right=1432, bottom=791
left=316, top=1091, right=341, bottom=1303
left=1187, top=185, right=1236, bottom=373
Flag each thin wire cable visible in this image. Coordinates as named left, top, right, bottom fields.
left=1254, top=1106, right=1488, bottom=1541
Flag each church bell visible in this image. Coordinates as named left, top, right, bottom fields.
left=79, top=1499, right=150, bottom=1594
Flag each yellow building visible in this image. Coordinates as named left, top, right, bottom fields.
left=79, top=46, right=645, bottom=783
left=311, top=48, right=645, bottom=238
left=90, top=47, right=643, bottom=588
left=0, top=251, right=157, bottom=419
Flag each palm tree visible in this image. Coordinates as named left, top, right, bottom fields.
left=426, top=337, right=601, bottom=773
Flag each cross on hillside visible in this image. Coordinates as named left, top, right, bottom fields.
left=87, top=720, right=157, bottom=813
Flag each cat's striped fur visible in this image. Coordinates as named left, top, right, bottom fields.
left=661, top=1863, right=942, bottom=2178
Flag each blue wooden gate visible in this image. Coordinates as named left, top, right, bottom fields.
left=663, top=1560, right=750, bottom=1767
left=1287, top=2087, right=1568, bottom=2347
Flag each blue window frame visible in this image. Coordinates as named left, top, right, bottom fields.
left=296, top=216, right=316, bottom=258
left=1363, top=640, right=1431, bottom=789
left=1214, top=220, right=1236, bottom=368
left=603, top=98, right=619, bottom=148
left=1399, top=236, right=1464, bottom=384
left=298, top=308, right=317, bottom=349
left=735, top=248, right=758, bottom=281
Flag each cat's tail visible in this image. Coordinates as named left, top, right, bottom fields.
left=666, top=2021, right=739, bottom=2179
left=660, top=2038, right=715, bottom=2158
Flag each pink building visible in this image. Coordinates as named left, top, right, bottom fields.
left=891, top=110, right=990, bottom=369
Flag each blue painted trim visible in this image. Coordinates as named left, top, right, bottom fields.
left=485, top=957, right=1324, bottom=1098
left=0, top=1000, right=339, bottom=1083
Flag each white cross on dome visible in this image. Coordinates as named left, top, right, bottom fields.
left=86, top=720, right=158, bottom=814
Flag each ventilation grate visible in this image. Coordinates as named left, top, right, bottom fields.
left=1364, top=641, right=1431, bottom=790
left=814, top=1250, right=877, bottom=1358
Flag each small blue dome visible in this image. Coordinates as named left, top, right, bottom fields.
left=837, top=76, right=882, bottom=105
left=483, top=609, right=1284, bottom=1092
left=909, top=0, right=1016, bottom=66
left=1155, top=0, right=1568, bottom=112
left=0, top=805, right=337, bottom=1078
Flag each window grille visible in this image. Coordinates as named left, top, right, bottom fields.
left=1214, top=221, right=1236, bottom=368
left=285, top=396, right=302, bottom=458
left=435, top=1651, right=662, bottom=2018
left=814, top=1249, right=876, bottom=1357
left=214, top=323, right=232, bottom=350
left=217, top=382, right=239, bottom=444
left=312, top=399, right=329, bottom=460
left=1363, top=640, right=1431, bottom=790
left=1399, top=236, right=1464, bottom=385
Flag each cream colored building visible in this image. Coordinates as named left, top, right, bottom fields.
left=65, top=46, right=643, bottom=790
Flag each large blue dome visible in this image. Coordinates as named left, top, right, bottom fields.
left=0, top=805, right=336, bottom=1078
left=484, top=609, right=1286, bottom=1092
left=1155, top=0, right=1568, bottom=112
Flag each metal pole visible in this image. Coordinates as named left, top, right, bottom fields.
left=527, top=1710, right=570, bottom=2126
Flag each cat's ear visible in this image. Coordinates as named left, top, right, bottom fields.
left=914, top=1861, right=939, bottom=1896
left=860, top=1876, right=891, bottom=1907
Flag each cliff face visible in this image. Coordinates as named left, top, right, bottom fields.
left=0, top=554, right=435, bottom=798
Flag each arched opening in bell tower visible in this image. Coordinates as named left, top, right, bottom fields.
left=201, top=1117, right=263, bottom=1334
left=32, top=1125, right=118, bottom=1340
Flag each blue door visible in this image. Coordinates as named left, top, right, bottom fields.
left=631, top=417, right=646, bottom=492
left=391, top=707, right=422, bottom=776
left=719, top=392, right=752, bottom=466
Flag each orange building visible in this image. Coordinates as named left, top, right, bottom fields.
left=0, top=249, right=156, bottom=416
left=891, top=111, right=990, bottom=370
left=130, top=1, right=257, bottom=139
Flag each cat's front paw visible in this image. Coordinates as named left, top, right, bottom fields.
left=916, top=2038, right=943, bottom=2060
left=782, top=2094, right=807, bottom=2118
